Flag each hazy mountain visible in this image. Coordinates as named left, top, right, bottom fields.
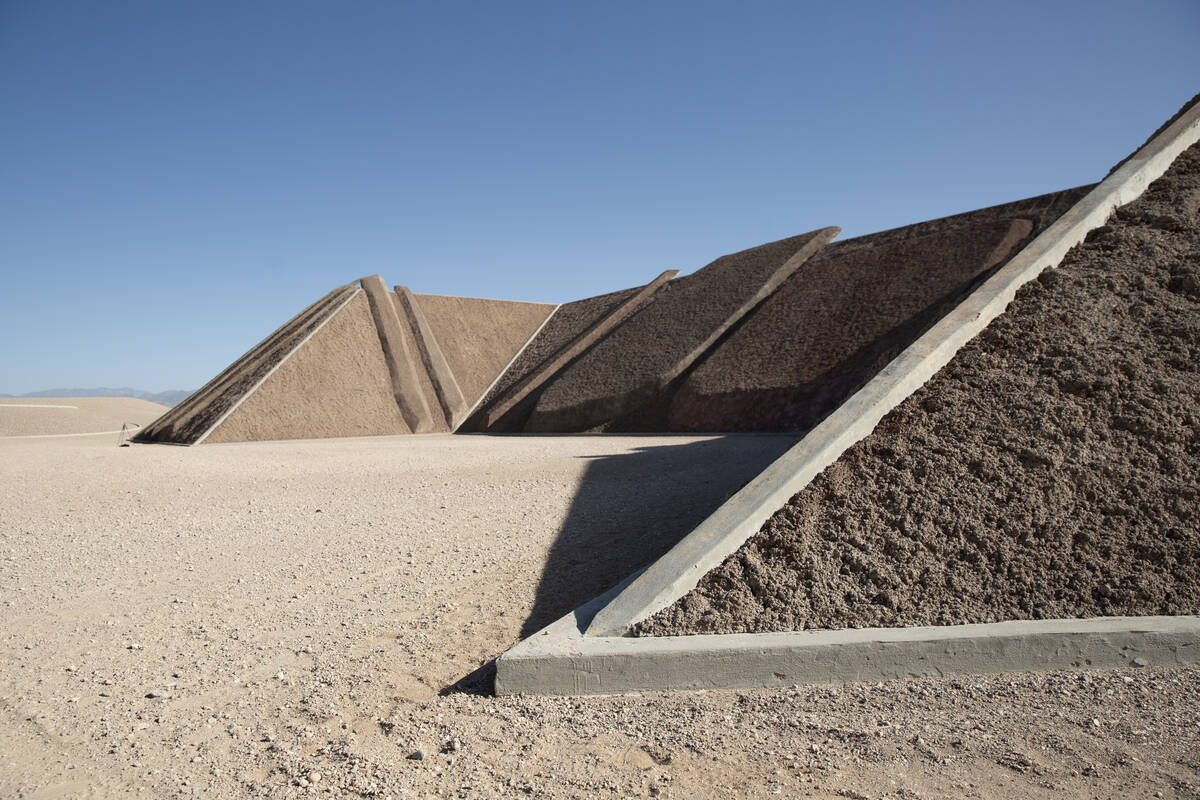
left=0, top=388, right=193, bottom=407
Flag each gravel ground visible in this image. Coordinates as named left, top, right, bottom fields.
left=0, top=397, right=168, bottom=438
left=3, top=433, right=1199, bottom=799
left=638, top=142, right=1200, bottom=637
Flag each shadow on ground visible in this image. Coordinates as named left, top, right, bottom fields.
left=522, top=435, right=796, bottom=638
left=441, top=434, right=797, bottom=695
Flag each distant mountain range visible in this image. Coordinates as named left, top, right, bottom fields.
left=0, top=388, right=194, bottom=407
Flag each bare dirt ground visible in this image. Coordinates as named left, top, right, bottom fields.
left=0, top=397, right=168, bottom=438
left=2, top=433, right=1198, bottom=799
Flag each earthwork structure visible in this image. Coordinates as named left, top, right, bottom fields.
left=137, top=95, right=1200, bottom=697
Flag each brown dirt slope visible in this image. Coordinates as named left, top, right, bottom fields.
left=527, top=228, right=839, bottom=432
left=458, top=285, right=650, bottom=432
left=135, top=283, right=358, bottom=444
left=204, top=292, right=411, bottom=443
left=638, top=142, right=1200, bottom=636
left=414, top=293, right=555, bottom=412
left=671, top=187, right=1090, bottom=432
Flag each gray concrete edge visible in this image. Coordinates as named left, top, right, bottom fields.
left=395, top=285, right=468, bottom=428
left=496, top=612, right=1200, bottom=696
left=585, top=101, right=1200, bottom=638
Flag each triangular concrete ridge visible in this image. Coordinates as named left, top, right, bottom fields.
left=135, top=279, right=556, bottom=444
left=138, top=175, right=1118, bottom=446
left=142, top=98, right=1196, bottom=446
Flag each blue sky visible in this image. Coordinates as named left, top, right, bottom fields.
left=1, top=1, right=1197, bottom=393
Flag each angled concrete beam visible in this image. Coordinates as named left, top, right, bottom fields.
left=585, top=98, right=1200, bottom=639
left=395, top=285, right=468, bottom=428
left=480, top=269, right=681, bottom=429
left=360, top=275, right=435, bottom=433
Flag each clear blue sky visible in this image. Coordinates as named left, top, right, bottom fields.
left=1, top=1, right=1197, bottom=393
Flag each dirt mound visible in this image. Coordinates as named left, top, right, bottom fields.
left=527, top=228, right=839, bottom=432
left=203, top=292, right=412, bottom=443
left=638, top=142, right=1200, bottom=636
left=0, top=397, right=168, bottom=437
left=136, top=283, right=357, bottom=444
left=460, top=286, right=643, bottom=432
left=670, top=187, right=1089, bottom=432
left=413, top=293, right=555, bottom=412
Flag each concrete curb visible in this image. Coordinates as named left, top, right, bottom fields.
left=585, top=99, right=1200, bottom=639
left=395, top=285, right=468, bottom=428
left=360, top=275, right=436, bottom=434
left=479, top=269, right=681, bottom=430
left=497, top=609, right=1200, bottom=696
left=193, top=287, right=363, bottom=445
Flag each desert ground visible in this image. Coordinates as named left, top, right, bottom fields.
left=0, top=411, right=1197, bottom=799
left=0, top=397, right=168, bottom=439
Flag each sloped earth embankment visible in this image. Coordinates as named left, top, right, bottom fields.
left=638, top=141, right=1200, bottom=637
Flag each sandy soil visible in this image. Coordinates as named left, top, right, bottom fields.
left=2, top=433, right=1198, bottom=799
left=0, top=397, right=168, bottom=438
left=639, top=143, right=1200, bottom=637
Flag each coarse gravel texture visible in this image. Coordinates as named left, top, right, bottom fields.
left=527, top=228, right=837, bottom=433
left=638, top=141, right=1200, bottom=637
left=4, top=434, right=1199, bottom=799
left=136, top=284, right=357, bottom=445
left=670, top=187, right=1089, bottom=433
left=460, top=286, right=643, bottom=432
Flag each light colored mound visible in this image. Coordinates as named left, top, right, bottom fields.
left=0, top=397, right=168, bottom=437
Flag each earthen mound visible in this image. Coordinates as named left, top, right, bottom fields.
left=638, top=141, right=1200, bottom=636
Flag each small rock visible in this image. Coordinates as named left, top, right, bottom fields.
left=407, top=748, right=427, bottom=761
left=1132, top=656, right=1149, bottom=667
left=442, top=737, right=461, bottom=753
left=65, top=664, right=77, bottom=672
left=308, top=772, right=322, bottom=784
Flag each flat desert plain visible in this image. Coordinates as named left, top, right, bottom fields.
left=1, top=421, right=1197, bottom=799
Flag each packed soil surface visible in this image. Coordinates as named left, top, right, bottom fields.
left=639, top=141, right=1200, bottom=637
left=0, top=397, right=168, bottom=438
left=3, top=433, right=1199, bottom=799
left=527, top=228, right=837, bottom=432
left=670, top=187, right=1089, bottom=433
left=137, top=284, right=357, bottom=445
left=460, top=285, right=642, bottom=432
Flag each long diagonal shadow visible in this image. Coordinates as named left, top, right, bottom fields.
left=518, top=435, right=797, bottom=639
